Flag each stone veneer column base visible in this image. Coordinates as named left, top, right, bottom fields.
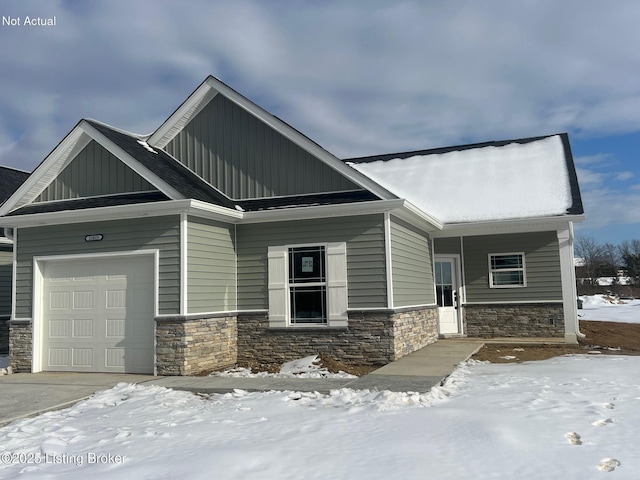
left=9, top=320, right=32, bottom=373
left=237, top=306, right=438, bottom=366
left=463, top=303, right=565, bottom=338
left=155, top=314, right=237, bottom=376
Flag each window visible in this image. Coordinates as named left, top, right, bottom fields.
left=489, top=253, right=526, bottom=288
left=268, top=243, right=348, bottom=327
left=289, top=246, right=327, bottom=324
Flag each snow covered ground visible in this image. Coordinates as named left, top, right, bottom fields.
left=579, top=294, right=640, bottom=323
left=1, top=354, right=639, bottom=479
left=1, top=299, right=638, bottom=478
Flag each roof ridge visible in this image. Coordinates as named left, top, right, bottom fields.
left=0, top=164, right=30, bottom=174
left=83, top=118, right=149, bottom=140
left=344, top=133, right=563, bottom=163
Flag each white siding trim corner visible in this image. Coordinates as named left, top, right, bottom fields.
left=384, top=212, right=394, bottom=309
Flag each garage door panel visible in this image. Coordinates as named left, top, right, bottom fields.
left=72, top=318, right=94, bottom=338
left=42, top=256, right=154, bottom=374
left=49, top=348, right=70, bottom=367
left=72, top=348, right=93, bottom=367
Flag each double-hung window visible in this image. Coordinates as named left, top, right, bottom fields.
left=268, top=243, right=348, bottom=327
left=289, top=246, right=327, bottom=324
left=488, top=253, right=526, bottom=288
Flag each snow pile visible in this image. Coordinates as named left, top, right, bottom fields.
left=580, top=295, right=640, bottom=323
left=348, top=135, right=573, bottom=223
left=210, top=355, right=357, bottom=379
left=286, top=359, right=475, bottom=410
left=1, top=355, right=638, bottom=479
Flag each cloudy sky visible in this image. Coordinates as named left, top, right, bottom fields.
left=0, top=0, right=638, bottom=245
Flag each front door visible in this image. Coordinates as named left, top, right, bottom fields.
left=435, top=256, right=460, bottom=335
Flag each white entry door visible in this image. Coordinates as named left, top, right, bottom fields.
left=435, top=256, right=460, bottom=335
left=41, top=256, right=154, bottom=373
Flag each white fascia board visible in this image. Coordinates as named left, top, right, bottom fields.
left=186, top=199, right=244, bottom=222
left=80, top=121, right=185, bottom=200
left=433, top=214, right=585, bottom=238
left=0, top=127, right=92, bottom=216
left=392, top=200, right=443, bottom=232
left=239, top=199, right=407, bottom=224
left=0, top=200, right=195, bottom=228
left=147, top=82, right=218, bottom=149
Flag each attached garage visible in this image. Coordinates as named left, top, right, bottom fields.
left=37, top=254, right=155, bottom=374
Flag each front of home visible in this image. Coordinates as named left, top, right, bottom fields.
left=0, top=76, right=584, bottom=375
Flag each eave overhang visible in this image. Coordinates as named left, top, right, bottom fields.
left=433, top=213, right=586, bottom=237
left=0, top=197, right=443, bottom=232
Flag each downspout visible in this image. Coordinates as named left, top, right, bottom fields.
left=558, top=225, right=584, bottom=342
left=569, top=223, right=585, bottom=339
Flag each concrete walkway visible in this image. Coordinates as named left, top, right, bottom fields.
left=0, top=339, right=484, bottom=427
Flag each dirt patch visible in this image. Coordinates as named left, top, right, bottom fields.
left=472, top=320, right=640, bottom=363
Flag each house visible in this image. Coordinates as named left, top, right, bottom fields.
left=0, top=76, right=584, bottom=375
left=0, top=166, right=30, bottom=354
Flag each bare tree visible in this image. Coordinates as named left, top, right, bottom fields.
left=575, top=236, right=605, bottom=285
left=619, top=239, right=640, bottom=285
left=601, top=243, right=620, bottom=278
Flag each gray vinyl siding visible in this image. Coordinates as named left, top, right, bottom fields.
left=237, top=215, right=386, bottom=310
left=187, top=217, right=236, bottom=313
left=434, top=237, right=462, bottom=255
left=463, top=231, right=563, bottom=303
left=164, top=94, right=360, bottom=199
left=0, top=247, right=12, bottom=317
left=390, top=217, right=435, bottom=307
left=36, top=140, right=156, bottom=202
left=15, top=216, right=180, bottom=317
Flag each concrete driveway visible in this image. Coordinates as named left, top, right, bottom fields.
left=0, top=372, right=155, bottom=427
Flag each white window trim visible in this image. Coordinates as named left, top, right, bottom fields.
left=488, top=252, right=527, bottom=288
left=268, top=242, right=348, bottom=328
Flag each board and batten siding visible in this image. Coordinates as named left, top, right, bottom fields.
left=390, top=216, right=435, bottom=307
left=0, top=247, right=12, bottom=317
left=463, top=231, right=563, bottom=303
left=15, top=216, right=180, bottom=317
left=236, top=215, right=387, bottom=310
left=187, top=217, right=236, bottom=313
left=36, top=140, right=156, bottom=202
left=164, top=94, right=360, bottom=199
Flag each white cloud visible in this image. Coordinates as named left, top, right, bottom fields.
left=0, top=0, right=639, bottom=172
left=615, top=171, right=634, bottom=181
left=578, top=188, right=640, bottom=230
left=576, top=168, right=606, bottom=186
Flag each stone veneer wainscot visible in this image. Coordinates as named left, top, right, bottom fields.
left=463, top=303, right=565, bottom=338
left=155, top=314, right=237, bottom=376
left=237, top=306, right=438, bottom=367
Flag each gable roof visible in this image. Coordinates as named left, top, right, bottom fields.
left=147, top=76, right=395, bottom=201
left=0, top=166, right=29, bottom=204
left=84, top=120, right=237, bottom=208
left=346, top=133, right=584, bottom=224
left=0, top=118, right=381, bottom=219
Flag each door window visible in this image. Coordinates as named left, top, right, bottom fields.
left=435, top=261, right=454, bottom=307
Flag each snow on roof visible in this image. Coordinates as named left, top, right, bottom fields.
left=347, top=135, right=574, bottom=223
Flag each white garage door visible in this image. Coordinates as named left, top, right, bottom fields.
left=42, top=256, right=154, bottom=374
